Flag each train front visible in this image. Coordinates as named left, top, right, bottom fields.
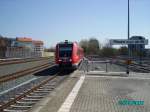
left=55, top=40, right=73, bottom=68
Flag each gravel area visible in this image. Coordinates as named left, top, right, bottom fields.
left=0, top=73, right=36, bottom=93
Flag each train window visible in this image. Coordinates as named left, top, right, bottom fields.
left=59, top=44, right=73, bottom=57
left=59, top=47, right=72, bottom=51
left=59, top=48, right=72, bottom=57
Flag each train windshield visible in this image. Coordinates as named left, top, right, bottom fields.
left=59, top=44, right=72, bottom=57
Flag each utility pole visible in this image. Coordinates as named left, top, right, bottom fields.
left=126, top=0, right=130, bottom=74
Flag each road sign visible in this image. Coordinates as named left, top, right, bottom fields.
left=110, top=39, right=148, bottom=45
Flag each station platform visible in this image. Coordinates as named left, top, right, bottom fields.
left=29, top=71, right=150, bottom=112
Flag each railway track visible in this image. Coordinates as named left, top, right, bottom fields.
left=115, top=60, right=150, bottom=73
left=129, top=64, right=150, bottom=73
left=0, top=61, right=55, bottom=84
left=0, top=73, right=68, bottom=112
left=0, top=57, right=53, bottom=66
left=0, top=60, right=70, bottom=112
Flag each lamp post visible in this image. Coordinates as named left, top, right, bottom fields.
left=126, top=0, right=130, bottom=74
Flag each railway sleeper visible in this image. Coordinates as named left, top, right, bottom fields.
left=45, top=83, right=56, bottom=86
left=37, top=88, right=52, bottom=91
left=33, top=91, right=49, bottom=94
left=35, top=90, right=51, bottom=92
left=26, top=95, right=44, bottom=98
left=22, top=98, right=41, bottom=101
left=39, top=86, right=55, bottom=89
left=44, top=84, right=55, bottom=86
left=4, top=109, right=27, bottom=112
left=11, top=105, right=32, bottom=108
left=19, top=100, right=37, bottom=104
left=29, top=92, right=47, bottom=96
left=15, top=102, right=35, bottom=106
left=16, top=101, right=36, bottom=105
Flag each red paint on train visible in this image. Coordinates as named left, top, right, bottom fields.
left=55, top=40, right=84, bottom=68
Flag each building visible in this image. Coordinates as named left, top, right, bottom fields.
left=12, top=37, right=33, bottom=50
left=32, top=40, right=44, bottom=57
left=5, top=37, right=44, bottom=58
left=6, top=37, right=33, bottom=58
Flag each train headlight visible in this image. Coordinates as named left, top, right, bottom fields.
left=69, top=59, right=72, bottom=62
left=58, top=59, right=62, bottom=62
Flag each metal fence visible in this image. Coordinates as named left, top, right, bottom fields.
left=5, top=47, right=43, bottom=58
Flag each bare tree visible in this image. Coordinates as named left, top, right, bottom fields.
left=79, top=39, right=89, bottom=54
left=88, top=38, right=100, bottom=54
left=79, top=38, right=101, bottom=55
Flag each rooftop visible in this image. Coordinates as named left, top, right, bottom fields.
left=16, top=37, right=32, bottom=42
left=32, top=40, right=44, bottom=45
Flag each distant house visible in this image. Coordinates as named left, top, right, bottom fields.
left=5, top=37, right=44, bottom=58
left=32, top=40, right=44, bottom=57
left=12, top=37, right=33, bottom=50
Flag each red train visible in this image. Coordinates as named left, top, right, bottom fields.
left=55, top=40, right=84, bottom=69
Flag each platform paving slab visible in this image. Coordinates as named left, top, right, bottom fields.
left=70, top=74, right=150, bottom=112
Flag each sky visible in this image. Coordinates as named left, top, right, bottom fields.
left=0, top=0, right=150, bottom=48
